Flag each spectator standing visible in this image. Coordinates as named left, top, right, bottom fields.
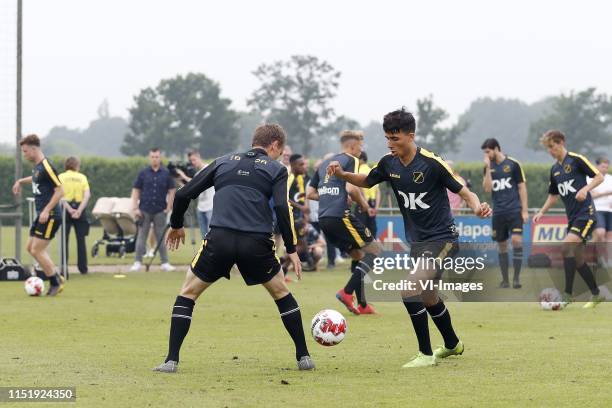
left=58, top=156, right=91, bottom=274
left=130, top=148, right=176, bottom=272
left=176, top=150, right=215, bottom=239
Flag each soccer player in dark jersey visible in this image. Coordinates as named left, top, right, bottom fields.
left=533, top=130, right=605, bottom=309
left=12, top=134, right=65, bottom=296
left=481, top=138, right=528, bottom=288
left=288, top=154, right=310, bottom=221
left=328, top=109, right=492, bottom=368
left=153, top=124, right=314, bottom=373
left=307, top=130, right=382, bottom=315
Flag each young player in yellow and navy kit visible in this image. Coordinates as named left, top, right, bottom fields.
left=534, top=130, right=605, bottom=309
left=12, top=134, right=65, bottom=296
left=307, top=131, right=383, bottom=315
left=482, top=138, right=528, bottom=288
left=328, top=108, right=492, bottom=368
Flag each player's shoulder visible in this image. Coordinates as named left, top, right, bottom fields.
left=418, top=147, right=448, bottom=169
left=506, top=156, right=523, bottom=167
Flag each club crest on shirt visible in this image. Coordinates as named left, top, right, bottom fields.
left=503, top=165, right=511, bottom=173
left=564, top=164, right=572, bottom=173
left=413, top=171, right=424, bottom=184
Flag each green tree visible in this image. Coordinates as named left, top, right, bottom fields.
left=527, top=88, right=612, bottom=154
left=415, top=95, right=466, bottom=155
left=248, top=55, right=340, bottom=156
left=122, top=73, right=239, bottom=158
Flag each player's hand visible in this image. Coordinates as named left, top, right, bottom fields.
left=533, top=211, right=543, bottom=224
left=72, top=209, right=81, bottom=219
left=521, top=210, right=529, bottom=224
left=368, top=207, right=377, bottom=217
left=164, top=206, right=172, bottom=214
left=287, top=252, right=302, bottom=280
left=326, top=161, right=344, bottom=178
left=39, top=209, right=50, bottom=224
left=134, top=208, right=142, bottom=219
left=12, top=180, right=21, bottom=195
left=475, top=202, right=492, bottom=218
left=483, top=154, right=491, bottom=167
left=575, top=187, right=588, bottom=202
left=166, top=228, right=185, bottom=251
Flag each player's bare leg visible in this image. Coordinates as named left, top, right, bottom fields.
left=28, top=237, right=63, bottom=296
left=153, top=268, right=212, bottom=373
left=263, top=271, right=314, bottom=370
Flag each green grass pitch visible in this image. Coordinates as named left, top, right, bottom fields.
left=2, top=265, right=611, bottom=407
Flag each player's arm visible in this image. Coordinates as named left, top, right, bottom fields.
left=12, top=176, right=33, bottom=195
left=574, top=155, right=603, bottom=201
left=482, top=155, right=492, bottom=193
left=166, top=188, right=176, bottom=213
left=131, top=188, right=141, bottom=218
left=73, top=188, right=91, bottom=218
left=533, top=172, right=559, bottom=223
left=39, top=163, right=64, bottom=223
left=347, top=183, right=369, bottom=212
left=533, top=194, right=559, bottom=223
left=272, top=167, right=302, bottom=279
left=327, top=161, right=370, bottom=188
left=306, top=171, right=320, bottom=201
left=513, top=160, right=528, bottom=222
left=170, top=160, right=216, bottom=229
left=433, top=158, right=490, bottom=218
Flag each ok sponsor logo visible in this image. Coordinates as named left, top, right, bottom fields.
left=557, top=179, right=576, bottom=196
left=492, top=177, right=512, bottom=191
left=398, top=192, right=430, bottom=210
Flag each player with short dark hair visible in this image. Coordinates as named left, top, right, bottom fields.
left=12, top=134, right=65, bottom=296
left=288, top=153, right=310, bottom=221
left=328, top=108, right=492, bottom=368
left=481, top=138, right=528, bottom=288
left=533, top=130, right=605, bottom=309
left=307, top=130, right=382, bottom=315
left=153, top=123, right=314, bottom=373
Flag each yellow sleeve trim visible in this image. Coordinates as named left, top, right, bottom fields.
left=568, top=152, right=600, bottom=176
left=42, top=159, right=62, bottom=187
left=507, top=157, right=527, bottom=182
left=419, top=147, right=463, bottom=184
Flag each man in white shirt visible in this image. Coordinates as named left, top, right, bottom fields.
left=176, top=151, right=215, bottom=239
left=588, top=157, right=612, bottom=265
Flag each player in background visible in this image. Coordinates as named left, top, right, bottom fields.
left=328, top=108, right=491, bottom=367
left=12, top=134, right=65, bottom=296
left=153, top=124, right=313, bottom=373
left=307, top=131, right=382, bottom=315
left=481, top=138, right=528, bottom=288
left=588, top=157, right=612, bottom=267
left=533, top=130, right=604, bottom=309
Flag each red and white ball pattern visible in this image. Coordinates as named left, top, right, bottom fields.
left=311, top=309, right=347, bottom=346
left=24, top=276, right=45, bottom=296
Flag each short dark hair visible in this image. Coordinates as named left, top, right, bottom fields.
left=289, top=154, right=303, bottom=163
left=187, top=150, right=201, bottom=158
left=252, top=123, right=286, bottom=148
left=383, top=107, right=416, bottom=134
left=19, top=134, right=40, bottom=147
left=540, top=130, right=565, bottom=146
left=149, top=147, right=161, bottom=153
left=359, top=151, right=368, bottom=162
left=595, top=157, right=609, bottom=165
left=481, top=138, right=501, bottom=150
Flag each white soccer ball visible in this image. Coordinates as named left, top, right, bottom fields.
left=24, top=276, right=45, bottom=296
left=539, top=287, right=563, bottom=311
left=311, top=309, right=347, bottom=346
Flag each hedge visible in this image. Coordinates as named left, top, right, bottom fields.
left=1, top=156, right=609, bottom=219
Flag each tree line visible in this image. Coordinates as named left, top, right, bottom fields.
left=12, top=55, right=612, bottom=161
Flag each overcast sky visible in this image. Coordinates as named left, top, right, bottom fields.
left=1, top=0, right=611, bottom=143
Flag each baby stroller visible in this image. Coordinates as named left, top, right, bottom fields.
left=91, top=197, right=138, bottom=258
